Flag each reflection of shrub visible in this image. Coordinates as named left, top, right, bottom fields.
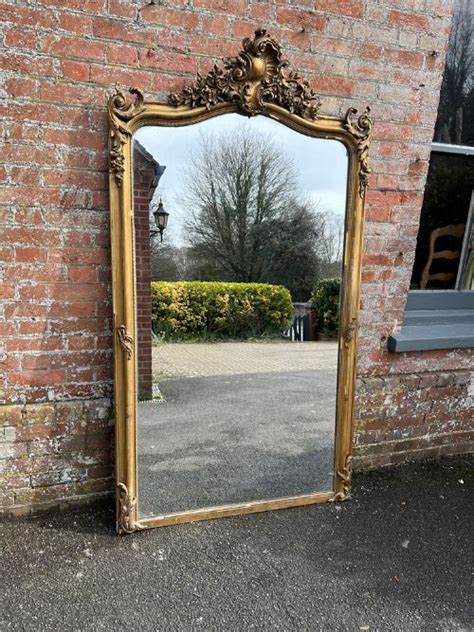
left=311, top=278, right=341, bottom=336
left=151, top=281, right=292, bottom=340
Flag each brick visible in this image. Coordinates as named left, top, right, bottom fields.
left=316, top=0, right=363, bottom=18
left=192, top=0, right=246, bottom=16
left=4, top=26, right=37, bottom=50
left=93, top=17, right=155, bottom=45
left=138, top=50, right=197, bottom=74
left=108, top=0, right=138, bottom=19
left=40, top=34, right=106, bottom=61
left=40, top=0, right=104, bottom=11
left=313, top=75, right=354, bottom=96
left=385, top=49, right=424, bottom=69
left=389, top=10, right=429, bottom=32
left=106, top=43, right=139, bottom=66
left=276, top=9, right=326, bottom=32
left=9, top=370, right=66, bottom=386
left=250, top=3, right=274, bottom=22
left=57, top=13, right=93, bottom=35
left=141, top=5, right=200, bottom=29
left=6, top=76, right=40, bottom=100
left=202, top=15, right=229, bottom=35
left=60, top=60, right=90, bottom=82
left=0, top=3, right=58, bottom=29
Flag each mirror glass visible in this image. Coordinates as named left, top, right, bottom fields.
left=133, top=114, right=348, bottom=519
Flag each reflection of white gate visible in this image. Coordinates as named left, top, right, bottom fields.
left=285, top=302, right=313, bottom=341
left=286, top=314, right=309, bottom=341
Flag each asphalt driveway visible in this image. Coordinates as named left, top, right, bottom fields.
left=138, top=369, right=336, bottom=517
left=0, top=456, right=472, bottom=631
left=138, top=341, right=338, bottom=518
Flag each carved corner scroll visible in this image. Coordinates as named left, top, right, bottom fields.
left=108, top=86, right=144, bottom=184
left=169, top=28, right=321, bottom=119
left=344, top=106, right=373, bottom=197
left=116, top=325, right=134, bottom=360
left=330, top=455, right=353, bottom=502
left=117, top=482, right=142, bottom=534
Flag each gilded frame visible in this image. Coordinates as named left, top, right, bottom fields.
left=108, top=29, right=372, bottom=534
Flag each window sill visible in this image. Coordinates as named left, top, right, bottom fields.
left=387, top=290, right=474, bottom=353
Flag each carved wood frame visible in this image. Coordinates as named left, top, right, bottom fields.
left=108, top=29, right=372, bottom=534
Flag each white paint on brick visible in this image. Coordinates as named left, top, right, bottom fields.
left=468, top=372, right=474, bottom=398
left=0, top=426, right=15, bottom=471
left=76, top=455, right=96, bottom=465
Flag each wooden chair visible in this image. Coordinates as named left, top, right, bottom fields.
left=420, top=223, right=466, bottom=289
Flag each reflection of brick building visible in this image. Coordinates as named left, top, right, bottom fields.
left=133, top=141, right=165, bottom=401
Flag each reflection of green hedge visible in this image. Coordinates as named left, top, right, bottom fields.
left=311, top=278, right=341, bottom=336
left=151, top=281, right=293, bottom=340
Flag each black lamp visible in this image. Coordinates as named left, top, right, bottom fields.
left=152, top=199, right=169, bottom=243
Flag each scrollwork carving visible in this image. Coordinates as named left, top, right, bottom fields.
left=169, top=28, right=321, bottom=119
left=343, top=318, right=358, bottom=348
left=117, top=482, right=142, bottom=534
left=330, top=454, right=353, bottom=502
left=117, top=325, right=134, bottom=360
left=108, top=87, right=144, bottom=184
left=344, top=106, right=373, bottom=197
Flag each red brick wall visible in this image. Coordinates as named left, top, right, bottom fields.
left=133, top=148, right=154, bottom=402
left=1, top=0, right=471, bottom=516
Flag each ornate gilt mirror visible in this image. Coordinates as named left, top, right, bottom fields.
left=108, top=29, right=372, bottom=534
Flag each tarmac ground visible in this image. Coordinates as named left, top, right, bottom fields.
left=1, top=455, right=472, bottom=631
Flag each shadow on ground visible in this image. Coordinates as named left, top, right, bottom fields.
left=0, top=456, right=472, bottom=631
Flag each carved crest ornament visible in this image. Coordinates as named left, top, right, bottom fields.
left=108, top=28, right=372, bottom=193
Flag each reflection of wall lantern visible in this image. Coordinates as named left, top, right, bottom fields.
left=151, top=199, right=169, bottom=243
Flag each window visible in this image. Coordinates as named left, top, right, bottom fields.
left=410, top=150, right=473, bottom=291
left=388, top=0, right=474, bottom=352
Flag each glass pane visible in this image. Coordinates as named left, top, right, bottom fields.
left=411, top=152, right=474, bottom=289
left=132, top=114, right=348, bottom=518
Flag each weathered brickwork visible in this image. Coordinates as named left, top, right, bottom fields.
left=354, top=369, right=473, bottom=469
left=0, top=399, right=113, bottom=515
left=1, top=0, right=471, bottom=516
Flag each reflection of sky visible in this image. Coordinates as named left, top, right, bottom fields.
left=135, top=114, right=348, bottom=245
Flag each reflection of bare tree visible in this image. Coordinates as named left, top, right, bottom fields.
left=435, top=0, right=474, bottom=145
left=181, top=128, right=325, bottom=300
left=151, top=241, right=191, bottom=281
left=316, top=211, right=344, bottom=279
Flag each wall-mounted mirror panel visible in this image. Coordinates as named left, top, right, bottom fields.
left=133, top=116, right=348, bottom=520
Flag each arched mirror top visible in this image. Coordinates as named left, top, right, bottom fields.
left=108, top=28, right=372, bottom=197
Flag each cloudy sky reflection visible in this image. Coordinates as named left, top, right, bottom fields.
left=135, top=114, right=348, bottom=245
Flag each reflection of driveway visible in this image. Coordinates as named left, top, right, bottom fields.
left=152, top=340, right=338, bottom=378
left=138, top=341, right=338, bottom=519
